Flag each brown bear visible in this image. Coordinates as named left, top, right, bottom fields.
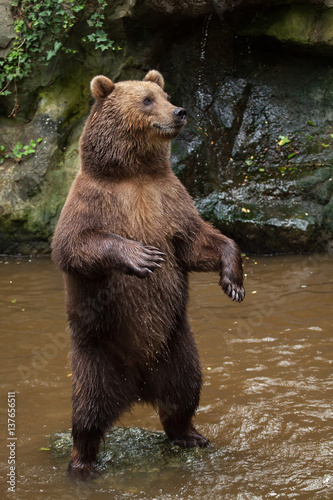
left=52, top=70, right=245, bottom=479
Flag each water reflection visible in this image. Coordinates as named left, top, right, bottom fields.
left=0, top=254, right=332, bottom=499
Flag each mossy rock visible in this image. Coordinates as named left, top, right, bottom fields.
left=238, top=5, right=333, bottom=52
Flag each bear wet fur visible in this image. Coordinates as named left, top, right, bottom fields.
left=51, top=70, right=245, bottom=479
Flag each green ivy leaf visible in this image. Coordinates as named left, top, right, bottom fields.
left=12, top=142, right=23, bottom=154
left=1, top=0, right=120, bottom=107
left=46, top=50, right=56, bottom=61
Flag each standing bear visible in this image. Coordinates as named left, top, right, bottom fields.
left=52, top=70, right=245, bottom=478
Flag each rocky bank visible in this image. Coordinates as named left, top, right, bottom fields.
left=1, top=0, right=333, bottom=254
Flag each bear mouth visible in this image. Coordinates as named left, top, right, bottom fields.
left=153, top=123, right=184, bottom=132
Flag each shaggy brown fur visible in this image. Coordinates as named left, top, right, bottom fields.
left=52, top=70, right=244, bottom=479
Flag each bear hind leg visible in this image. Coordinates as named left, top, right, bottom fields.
left=70, top=425, right=104, bottom=480
left=150, top=319, right=210, bottom=448
left=69, top=342, right=134, bottom=480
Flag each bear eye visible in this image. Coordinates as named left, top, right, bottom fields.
left=143, top=97, right=153, bottom=106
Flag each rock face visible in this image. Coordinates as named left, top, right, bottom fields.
left=165, top=18, right=333, bottom=253
left=0, top=0, right=15, bottom=58
left=1, top=0, right=333, bottom=254
left=238, top=4, right=333, bottom=53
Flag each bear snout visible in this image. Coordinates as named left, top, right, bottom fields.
left=173, top=107, right=187, bottom=121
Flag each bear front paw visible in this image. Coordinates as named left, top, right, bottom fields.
left=122, top=241, right=166, bottom=278
left=219, top=277, right=245, bottom=303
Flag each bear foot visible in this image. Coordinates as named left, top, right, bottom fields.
left=169, top=429, right=210, bottom=448
left=68, top=460, right=101, bottom=481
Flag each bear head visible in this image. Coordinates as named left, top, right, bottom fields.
left=80, top=70, right=186, bottom=179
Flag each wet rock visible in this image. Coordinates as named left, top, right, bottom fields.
left=165, top=18, right=333, bottom=253
left=195, top=169, right=333, bottom=254
left=49, top=427, right=211, bottom=476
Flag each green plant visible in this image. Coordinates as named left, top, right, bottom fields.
left=82, top=0, right=116, bottom=51
left=0, top=1, right=119, bottom=101
left=288, top=151, right=299, bottom=159
left=278, top=165, right=298, bottom=175
left=278, top=135, right=291, bottom=146
left=0, top=138, right=42, bottom=164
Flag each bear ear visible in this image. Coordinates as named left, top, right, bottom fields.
left=90, top=75, right=115, bottom=100
left=143, top=70, right=164, bottom=89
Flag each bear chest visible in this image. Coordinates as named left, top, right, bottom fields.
left=105, top=180, right=175, bottom=244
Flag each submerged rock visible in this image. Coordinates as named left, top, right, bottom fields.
left=50, top=427, right=210, bottom=475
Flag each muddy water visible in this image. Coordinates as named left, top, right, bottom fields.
left=0, top=254, right=332, bottom=499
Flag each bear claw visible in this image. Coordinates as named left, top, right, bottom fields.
left=221, top=279, right=245, bottom=303
left=122, top=241, right=166, bottom=278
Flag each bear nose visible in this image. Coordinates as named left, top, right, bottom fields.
left=174, top=107, right=187, bottom=120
